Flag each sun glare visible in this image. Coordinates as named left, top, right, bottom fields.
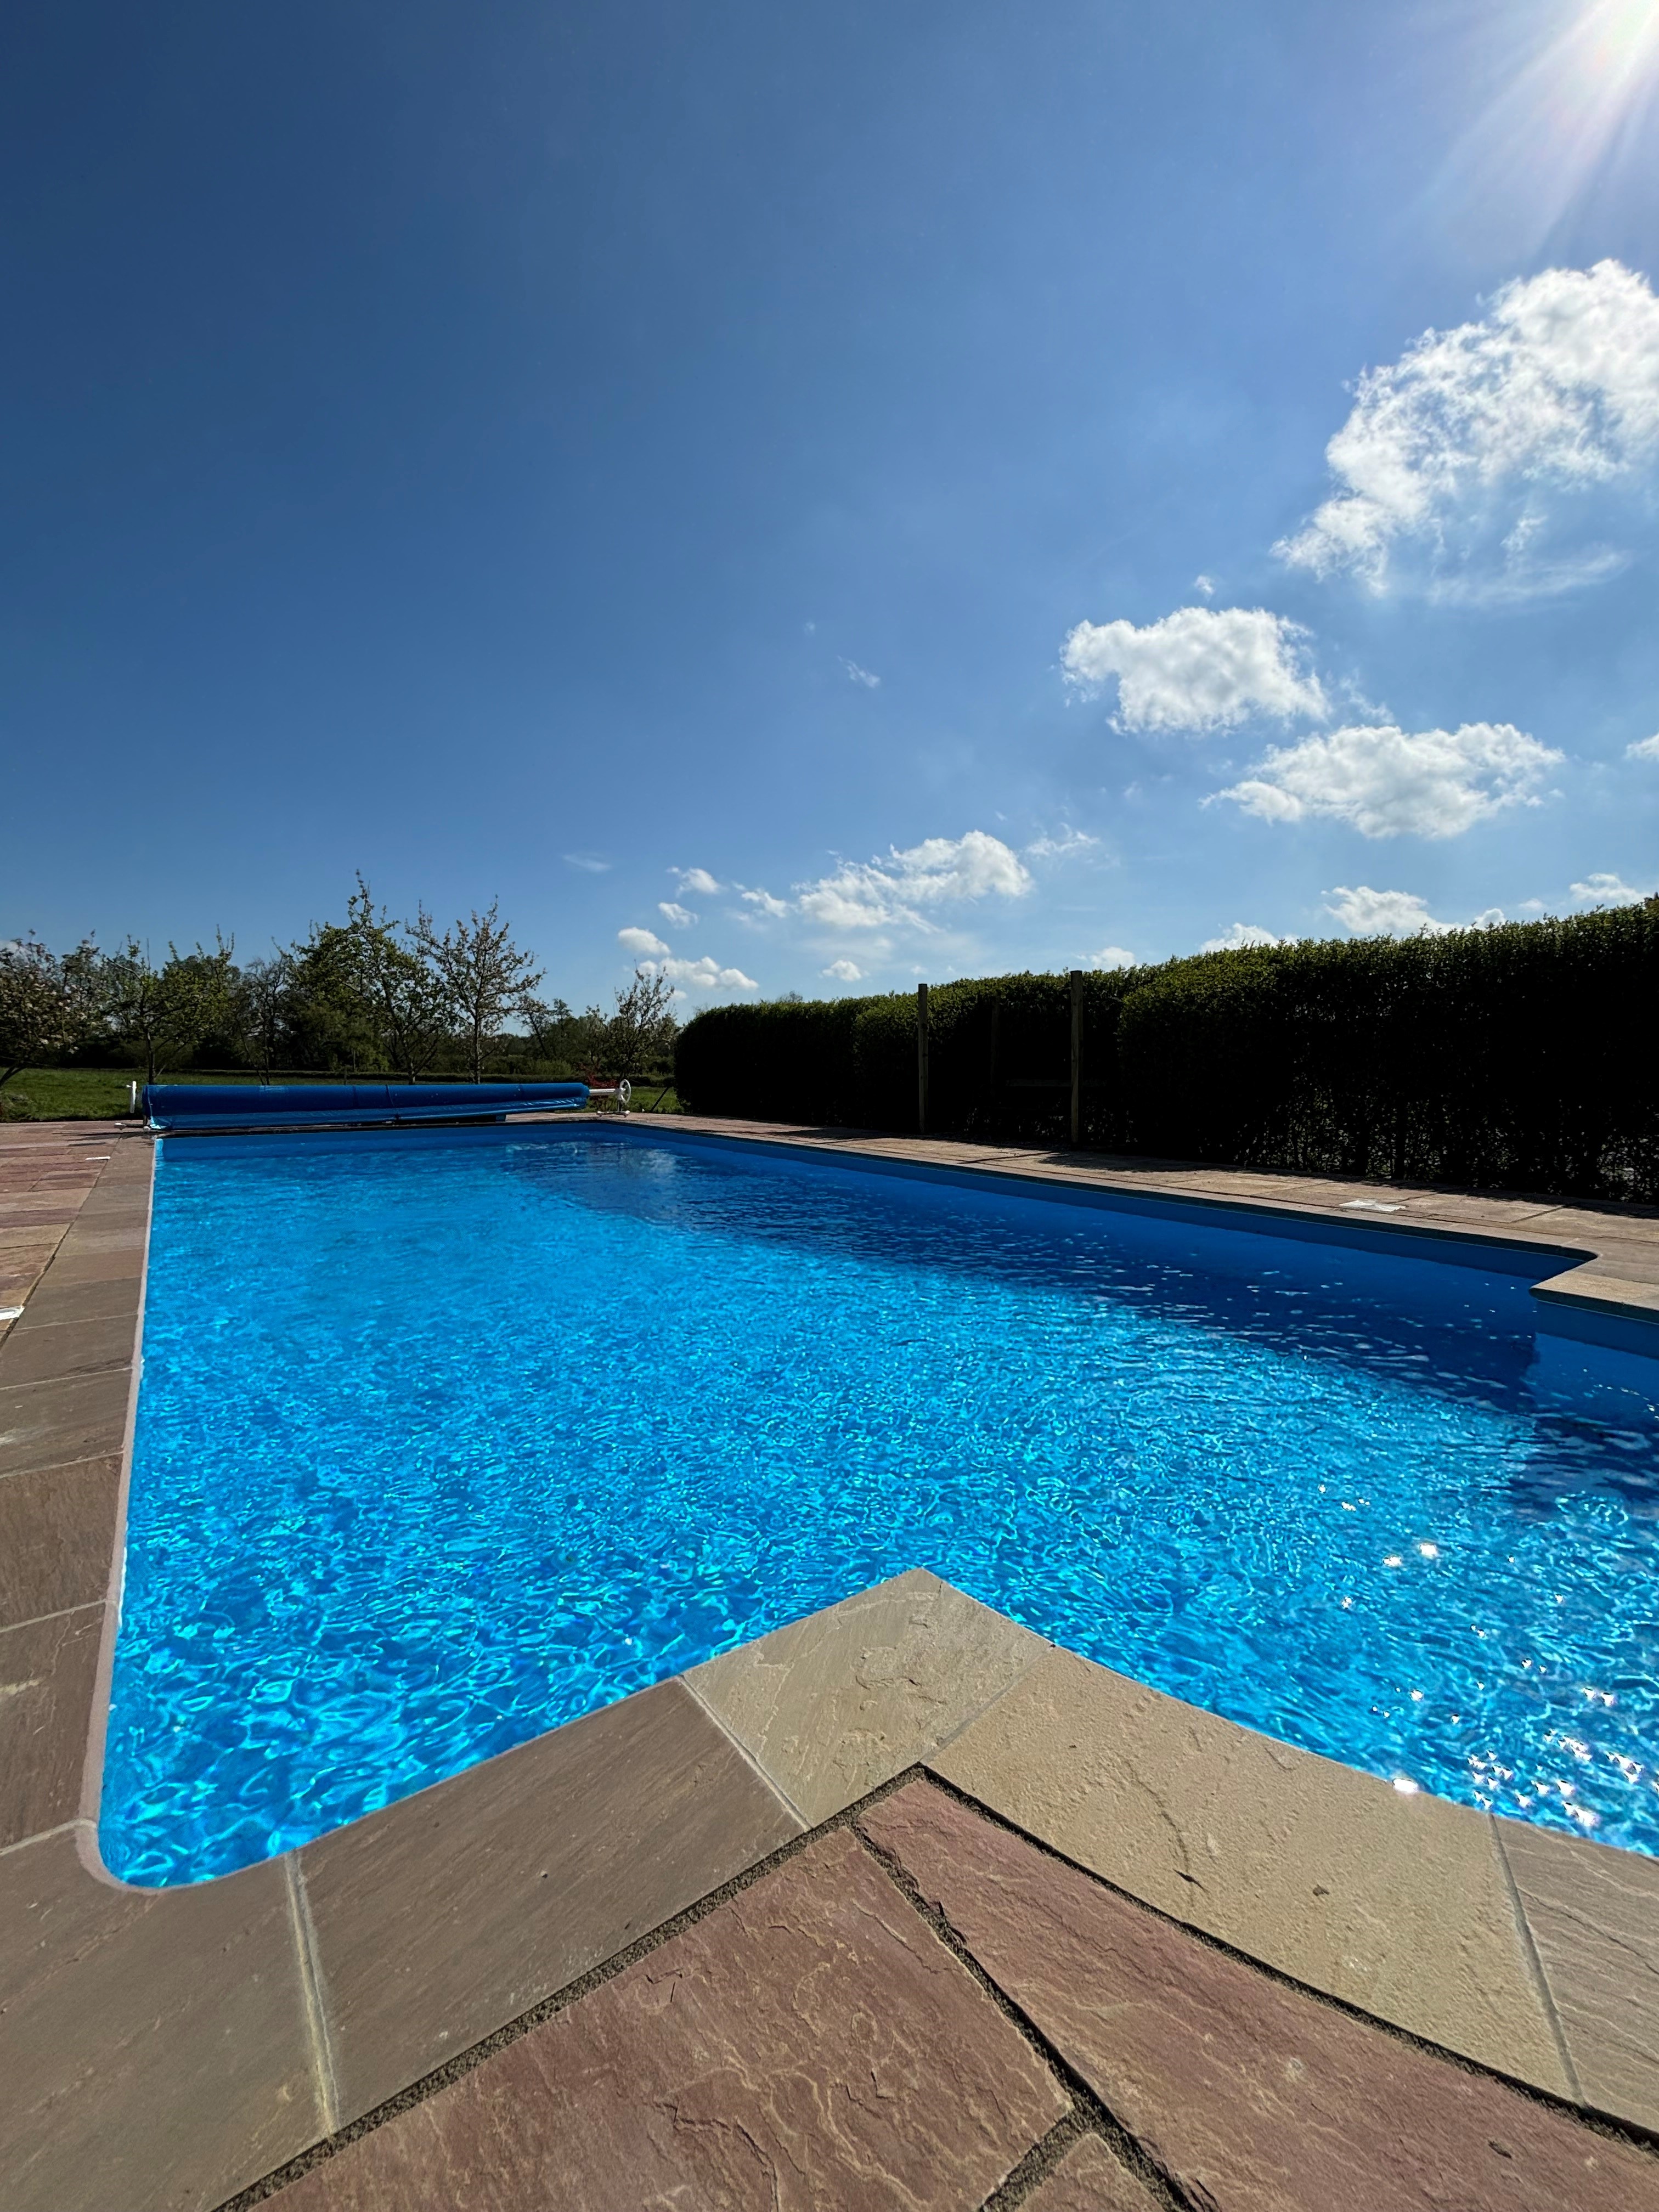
left=1438, top=0, right=1659, bottom=241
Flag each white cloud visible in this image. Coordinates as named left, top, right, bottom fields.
left=1278, top=261, right=1659, bottom=597
left=1193, top=573, right=1215, bottom=597
left=674, top=867, right=722, bottom=895
left=821, top=959, right=865, bottom=981
left=795, top=830, right=1031, bottom=932
left=1025, top=827, right=1100, bottom=860
left=1214, top=720, right=1560, bottom=839
left=646, top=956, right=758, bottom=991
left=563, top=851, right=611, bottom=873
left=1627, top=733, right=1659, bottom=761
left=1201, top=923, right=1285, bottom=951
left=658, top=902, right=696, bottom=928
left=1062, top=605, right=1327, bottom=733
left=618, top=927, right=670, bottom=958
left=1324, top=885, right=1456, bottom=936
left=1087, top=945, right=1137, bottom=969
left=1570, top=872, right=1646, bottom=905
left=738, top=888, right=791, bottom=918
left=842, top=659, right=881, bottom=689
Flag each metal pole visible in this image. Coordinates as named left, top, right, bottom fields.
left=1069, top=969, right=1083, bottom=1147
left=917, top=982, right=929, bottom=1135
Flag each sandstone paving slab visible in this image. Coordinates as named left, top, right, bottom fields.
left=0, top=1308, right=140, bottom=1385
left=689, top=1568, right=1048, bottom=1824
left=861, top=1781, right=1659, bottom=2212
left=928, top=1644, right=1569, bottom=2095
left=271, top=1826, right=1066, bottom=2212
left=0, top=1455, right=121, bottom=1628
left=0, top=1831, right=320, bottom=2212
left=1500, top=1816, right=1659, bottom=2131
left=1021, top=2135, right=1165, bottom=2212
left=300, top=1676, right=805, bottom=2123
left=33, top=1232, right=147, bottom=1286
left=0, top=1604, right=105, bottom=1846
left=0, top=1364, right=132, bottom=1476
left=10, top=1271, right=145, bottom=1329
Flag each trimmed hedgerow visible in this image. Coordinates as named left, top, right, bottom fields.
left=674, top=901, right=1659, bottom=1199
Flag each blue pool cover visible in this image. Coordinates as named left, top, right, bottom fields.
left=143, top=1080, right=589, bottom=1130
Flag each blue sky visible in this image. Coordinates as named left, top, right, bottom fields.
left=7, top=0, right=1659, bottom=1007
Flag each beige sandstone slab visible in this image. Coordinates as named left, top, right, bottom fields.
left=687, top=1568, right=1048, bottom=1825
left=1499, top=1816, right=1659, bottom=2131
left=929, top=1643, right=1571, bottom=2097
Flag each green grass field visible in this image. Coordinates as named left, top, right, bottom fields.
left=0, top=1068, right=142, bottom=1120
left=0, top=1068, right=682, bottom=1122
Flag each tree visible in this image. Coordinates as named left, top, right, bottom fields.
left=0, top=938, right=95, bottom=1092
left=284, top=922, right=379, bottom=1071
left=603, top=968, right=679, bottom=1075
left=236, top=952, right=295, bottom=1080
left=99, top=936, right=240, bottom=1084
left=347, top=879, right=451, bottom=1082
left=415, top=900, right=543, bottom=1082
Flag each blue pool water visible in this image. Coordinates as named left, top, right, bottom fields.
left=103, top=1124, right=1659, bottom=1884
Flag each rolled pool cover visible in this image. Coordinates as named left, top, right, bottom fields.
left=144, top=1081, right=590, bottom=1131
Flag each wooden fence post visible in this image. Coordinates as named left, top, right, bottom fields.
left=1069, top=969, right=1083, bottom=1147
left=917, top=982, right=929, bottom=1135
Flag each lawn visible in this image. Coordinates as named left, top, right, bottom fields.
left=1, top=1068, right=143, bottom=1121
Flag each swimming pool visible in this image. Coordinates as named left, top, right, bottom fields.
left=101, top=1122, right=1659, bottom=1884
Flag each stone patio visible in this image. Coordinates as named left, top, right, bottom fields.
left=4, top=1112, right=1659, bottom=2209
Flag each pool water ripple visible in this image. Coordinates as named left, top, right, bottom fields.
left=102, top=1126, right=1659, bottom=1883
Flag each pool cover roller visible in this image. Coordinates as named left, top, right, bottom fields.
left=143, top=1081, right=591, bottom=1132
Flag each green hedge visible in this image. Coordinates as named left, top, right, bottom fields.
left=674, top=901, right=1659, bottom=1199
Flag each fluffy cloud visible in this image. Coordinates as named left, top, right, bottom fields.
left=647, top=956, right=758, bottom=991
left=1571, top=872, right=1646, bottom=906
left=1627, top=734, right=1659, bottom=761
left=1062, top=605, right=1327, bottom=733
left=1214, top=720, right=1560, bottom=839
left=739, top=888, right=791, bottom=918
left=618, top=927, right=669, bottom=957
left=794, top=831, right=1031, bottom=932
left=658, top=901, right=696, bottom=928
left=821, top=959, right=865, bottom=981
left=1201, top=923, right=1285, bottom=951
left=1324, top=885, right=1455, bottom=936
left=1278, top=261, right=1659, bottom=596
left=1086, top=945, right=1137, bottom=969
left=674, top=867, right=722, bottom=896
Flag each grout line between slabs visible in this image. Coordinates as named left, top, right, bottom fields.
left=849, top=1816, right=1196, bottom=2212
left=0, top=1815, right=87, bottom=1861
left=0, top=1598, right=103, bottom=1638
left=284, top=1854, right=341, bottom=2137
left=978, top=2113, right=1139, bottom=2212
left=1489, top=1811, right=1584, bottom=2106
left=678, top=1672, right=811, bottom=1829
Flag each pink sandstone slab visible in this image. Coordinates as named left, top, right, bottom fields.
left=860, top=1782, right=1659, bottom=2212
left=1022, top=2134, right=1165, bottom=2212
left=270, top=1826, right=1066, bottom=2211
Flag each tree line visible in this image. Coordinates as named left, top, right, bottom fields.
left=0, top=878, right=679, bottom=1091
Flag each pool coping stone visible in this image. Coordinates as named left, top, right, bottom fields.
left=2, top=1119, right=1659, bottom=2207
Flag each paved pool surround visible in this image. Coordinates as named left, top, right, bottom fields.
left=4, top=1115, right=1659, bottom=2209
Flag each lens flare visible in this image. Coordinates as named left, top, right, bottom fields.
left=1434, top=0, right=1659, bottom=242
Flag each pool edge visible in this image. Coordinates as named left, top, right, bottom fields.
left=5, top=1124, right=1659, bottom=2209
